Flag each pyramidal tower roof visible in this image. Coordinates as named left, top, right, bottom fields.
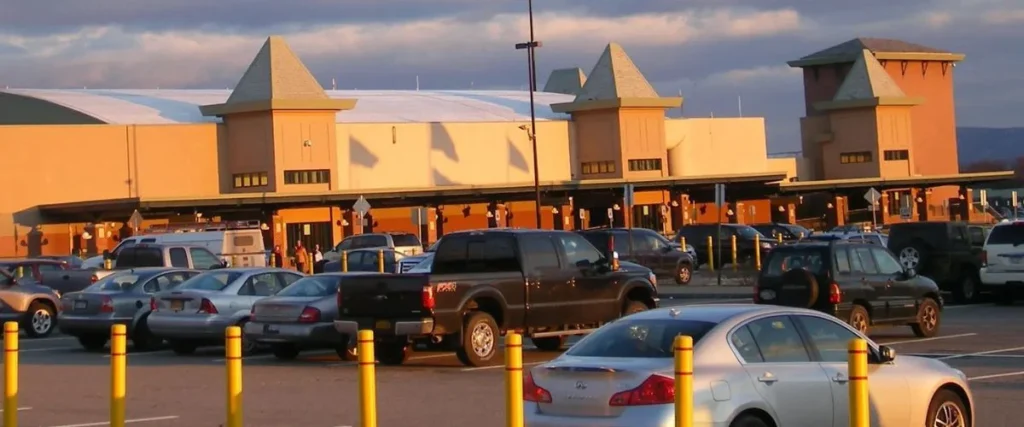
left=815, top=49, right=922, bottom=111
left=200, top=36, right=355, bottom=116
left=543, top=68, right=587, bottom=95
left=552, top=43, right=681, bottom=113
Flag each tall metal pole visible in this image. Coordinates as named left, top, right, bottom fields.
left=527, top=0, right=542, bottom=228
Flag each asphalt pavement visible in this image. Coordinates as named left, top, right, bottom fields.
left=5, top=299, right=1024, bottom=426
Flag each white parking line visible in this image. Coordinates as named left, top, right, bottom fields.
left=937, top=345, right=1024, bottom=361
left=910, top=352, right=1024, bottom=359
left=0, top=407, right=32, bottom=412
left=212, top=349, right=336, bottom=363
left=45, top=415, right=179, bottom=427
left=877, top=333, right=977, bottom=346
left=969, top=371, right=1024, bottom=381
left=409, top=353, right=455, bottom=361
left=461, top=361, right=546, bottom=372
left=103, top=350, right=174, bottom=358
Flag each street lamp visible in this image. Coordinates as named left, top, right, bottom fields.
left=515, top=0, right=542, bottom=228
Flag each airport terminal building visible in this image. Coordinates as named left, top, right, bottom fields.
left=0, top=36, right=1009, bottom=258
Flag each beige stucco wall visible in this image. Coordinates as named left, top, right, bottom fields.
left=766, top=158, right=800, bottom=181
left=820, top=109, right=881, bottom=180
left=665, top=118, right=770, bottom=176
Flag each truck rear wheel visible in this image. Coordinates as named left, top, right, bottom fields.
left=456, top=311, right=499, bottom=367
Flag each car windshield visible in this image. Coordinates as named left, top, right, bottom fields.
left=85, top=272, right=142, bottom=292
left=276, top=276, right=341, bottom=297
left=987, top=223, right=1024, bottom=245
left=566, top=319, right=715, bottom=358
left=763, top=248, right=828, bottom=276
left=410, top=256, right=433, bottom=272
left=783, top=224, right=811, bottom=236
left=177, top=271, right=241, bottom=291
left=735, top=226, right=765, bottom=239
left=391, top=234, right=421, bottom=247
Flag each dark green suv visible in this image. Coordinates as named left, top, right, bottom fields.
left=755, top=240, right=943, bottom=337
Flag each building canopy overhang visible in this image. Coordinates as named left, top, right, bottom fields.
left=777, top=171, right=1015, bottom=194
left=14, top=172, right=788, bottom=226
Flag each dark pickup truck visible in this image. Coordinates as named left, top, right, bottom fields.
left=333, top=229, right=660, bottom=367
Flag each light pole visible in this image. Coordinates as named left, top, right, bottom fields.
left=515, top=0, right=542, bottom=228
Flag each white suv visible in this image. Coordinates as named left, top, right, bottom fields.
left=980, top=221, right=1023, bottom=303
left=323, top=232, right=423, bottom=263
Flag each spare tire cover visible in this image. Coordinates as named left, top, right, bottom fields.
left=776, top=268, right=820, bottom=308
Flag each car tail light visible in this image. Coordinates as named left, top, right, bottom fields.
left=523, top=372, right=552, bottom=403
left=99, top=296, right=114, bottom=313
left=149, top=297, right=158, bottom=311
left=298, top=306, right=321, bottom=323
left=422, top=285, right=435, bottom=310
left=981, top=250, right=988, bottom=267
left=828, top=283, right=842, bottom=305
left=90, top=274, right=98, bottom=284
left=198, top=298, right=218, bottom=314
left=609, top=374, right=675, bottom=406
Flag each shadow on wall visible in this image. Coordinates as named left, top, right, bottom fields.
left=350, top=137, right=380, bottom=168
left=432, top=169, right=457, bottom=186
left=430, top=122, right=459, bottom=162
left=91, top=90, right=210, bottom=123
left=507, top=135, right=530, bottom=173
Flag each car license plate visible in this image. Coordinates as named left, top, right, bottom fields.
left=74, top=300, right=87, bottom=310
left=375, top=320, right=391, bottom=330
left=263, top=324, right=279, bottom=334
left=170, top=300, right=183, bottom=312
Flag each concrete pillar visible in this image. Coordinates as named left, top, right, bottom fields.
left=669, top=193, right=692, bottom=229
left=824, top=195, right=847, bottom=229
left=552, top=204, right=574, bottom=230
left=958, top=187, right=973, bottom=221
left=735, top=202, right=746, bottom=224
left=420, top=207, right=439, bottom=245
left=787, top=203, right=797, bottom=224
left=879, top=192, right=891, bottom=225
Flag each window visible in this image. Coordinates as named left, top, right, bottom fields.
left=762, top=248, right=827, bottom=276
left=190, top=248, right=222, bottom=269
left=834, top=247, right=852, bottom=274
left=850, top=247, right=879, bottom=274
left=363, top=235, right=389, bottom=248
left=520, top=234, right=561, bottom=271
left=795, top=315, right=860, bottom=363
left=870, top=247, right=904, bottom=275
left=581, top=161, right=616, bottom=175
left=232, top=236, right=255, bottom=247
left=627, top=158, right=662, bottom=171
left=883, top=150, right=909, bottom=161
left=390, top=234, right=421, bottom=247
left=343, top=251, right=365, bottom=271
left=242, top=273, right=284, bottom=296
left=232, top=172, right=269, bottom=189
left=633, top=230, right=665, bottom=252
left=278, top=273, right=302, bottom=287
left=839, top=151, right=873, bottom=164
left=277, top=276, right=342, bottom=297
left=146, top=272, right=190, bottom=293
left=986, top=223, right=1024, bottom=245
left=730, top=325, right=764, bottom=363
left=116, top=247, right=163, bottom=268
left=169, top=248, right=189, bottom=268
left=566, top=319, right=715, bottom=358
left=87, top=273, right=141, bottom=292
left=432, top=234, right=521, bottom=274
left=556, top=233, right=604, bottom=267
left=968, top=227, right=987, bottom=246
left=284, top=169, right=331, bottom=185
left=744, top=316, right=811, bottom=362
left=178, top=272, right=241, bottom=291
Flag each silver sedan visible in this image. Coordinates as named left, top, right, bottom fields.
left=525, top=304, right=972, bottom=427
left=147, top=267, right=303, bottom=355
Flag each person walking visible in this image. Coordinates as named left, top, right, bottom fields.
left=294, top=241, right=309, bottom=274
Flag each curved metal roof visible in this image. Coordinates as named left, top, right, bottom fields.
left=0, top=89, right=573, bottom=125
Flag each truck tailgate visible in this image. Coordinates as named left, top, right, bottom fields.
left=338, top=274, right=430, bottom=318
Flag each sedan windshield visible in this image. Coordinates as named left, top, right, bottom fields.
left=276, top=276, right=341, bottom=297
left=85, top=272, right=142, bottom=292
left=566, top=319, right=715, bottom=358
left=177, top=271, right=241, bottom=291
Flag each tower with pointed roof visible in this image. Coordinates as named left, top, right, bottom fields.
left=200, top=35, right=356, bottom=193
left=543, top=68, right=587, bottom=95
left=551, top=43, right=681, bottom=180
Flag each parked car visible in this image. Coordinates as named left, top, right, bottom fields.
left=82, top=221, right=267, bottom=269
left=40, top=255, right=85, bottom=269
left=524, top=305, right=972, bottom=427
left=147, top=267, right=303, bottom=355
left=887, top=221, right=986, bottom=303
left=0, top=269, right=61, bottom=337
left=756, top=239, right=942, bottom=337
left=674, top=224, right=777, bottom=268
left=803, top=231, right=889, bottom=247
left=979, top=220, right=1024, bottom=303
left=321, top=248, right=409, bottom=274
left=246, top=272, right=375, bottom=360
left=59, top=268, right=200, bottom=351
left=752, top=222, right=812, bottom=241
left=0, top=258, right=98, bottom=297
left=323, top=232, right=424, bottom=265
left=577, top=227, right=698, bottom=285
left=333, top=229, right=659, bottom=367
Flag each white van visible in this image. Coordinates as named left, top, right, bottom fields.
left=81, top=221, right=267, bottom=269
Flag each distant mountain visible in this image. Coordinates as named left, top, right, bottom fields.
left=958, top=127, right=1024, bottom=168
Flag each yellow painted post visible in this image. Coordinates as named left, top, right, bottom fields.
left=377, top=249, right=385, bottom=273
left=674, top=335, right=693, bottom=427
left=231, top=256, right=238, bottom=268
left=306, top=253, right=314, bottom=274
left=342, top=251, right=349, bottom=272
left=110, top=324, right=127, bottom=427
left=506, top=333, right=524, bottom=427
left=225, top=326, right=243, bottom=427
left=14, top=266, right=23, bottom=279
left=848, top=338, right=869, bottom=427
left=679, top=236, right=686, bottom=251
left=269, top=252, right=277, bottom=267
left=754, top=234, right=762, bottom=271
left=357, top=330, right=377, bottom=427
left=706, top=236, right=715, bottom=272
left=4, top=322, right=18, bottom=427
left=731, top=235, right=738, bottom=271
left=103, top=259, right=112, bottom=270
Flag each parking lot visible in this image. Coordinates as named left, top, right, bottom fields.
left=4, top=298, right=1023, bottom=426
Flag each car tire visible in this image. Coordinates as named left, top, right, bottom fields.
left=926, top=389, right=968, bottom=427
left=336, top=344, right=358, bottom=361
left=729, top=414, right=770, bottom=427
left=455, top=311, right=499, bottom=367
left=23, top=301, right=56, bottom=338
left=77, top=335, right=108, bottom=352
left=271, top=344, right=301, bottom=360
left=952, top=271, right=981, bottom=304
left=622, top=300, right=648, bottom=316
left=531, top=336, right=565, bottom=352
left=131, top=317, right=162, bottom=352
left=911, top=298, right=941, bottom=338
left=848, top=305, right=870, bottom=335
left=376, top=341, right=411, bottom=365
left=674, top=263, right=693, bottom=285
left=237, top=320, right=258, bottom=356
left=169, top=340, right=198, bottom=355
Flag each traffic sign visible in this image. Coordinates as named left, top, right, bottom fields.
left=623, top=184, right=635, bottom=207
left=128, top=210, right=144, bottom=231
left=864, top=188, right=881, bottom=204
left=714, top=184, right=726, bottom=207
left=353, top=196, right=371, bottom=218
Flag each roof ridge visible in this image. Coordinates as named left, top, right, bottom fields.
left=833, top=49, right=907, bottom=101
left=225, top=36, right=329, bottom=105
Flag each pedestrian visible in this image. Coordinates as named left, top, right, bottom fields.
left=294, top=241, right=309, bottom=274
left=313, top=244, right=324, bottom=273
left=272, top=245, right=284, bottom=268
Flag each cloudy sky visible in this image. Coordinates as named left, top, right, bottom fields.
left=1, top=0, right=1021, bottom=152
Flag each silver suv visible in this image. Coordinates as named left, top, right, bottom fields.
left=0, top=269, right=62, bottom=337
left=324, top=232, right=423, bottom=263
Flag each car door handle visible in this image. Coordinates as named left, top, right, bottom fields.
left=831, top=372, right=848, bottom=384
left=756, top=372, right=778, bottom=384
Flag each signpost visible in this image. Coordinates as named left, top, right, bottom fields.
left=1013, top=191, right=1019, bottom=221
left=128, top=210, right=144, bottom=234
left=714, top=184, right=725, bottom=286
left=624, top=184, right=635, bottom=254
left=353, top=196, right=371, bottom=229
left=863, top=188, right=881, bottom=229
left=411, top=207, right=429, bottom=243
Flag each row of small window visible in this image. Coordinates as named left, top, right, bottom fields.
left=232, top=169, right=332, bottom=189
left=581, top=158, right=663, bottom=175
left=839, top=149, right=909, bottom=164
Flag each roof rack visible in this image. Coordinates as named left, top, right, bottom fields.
left=146, top=220, right=264, bottom=234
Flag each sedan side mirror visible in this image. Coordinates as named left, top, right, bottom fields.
left=877, top=345, right=897, bottom=363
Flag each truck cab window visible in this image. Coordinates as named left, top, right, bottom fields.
left=520, top=235, right=561, bottom=272
left=557, top=234, right=603, bottom=266
left=169, top=248, right=189, bottom=268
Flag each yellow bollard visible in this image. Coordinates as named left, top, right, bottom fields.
left=848, top=339, right=869, bottom=427
left=674, top=335, right=693, bottom=427
left=14, top=266, right=23, bottom=279
left=754, top=234, right=762, bottom=271
left=357, top=330, right=377, bottom=427
left=110, top=324, right=127, bottom=427
left=103, top=259, right=112, bottom=270
left=231, top=256, right=238, bottom=268
left=506, top=333, right=524, bottom=427
left=706, top=236, right=715, bottom=272
left=225, top=326, right=243, bottom=427
left=4, top=322, right=18, bottom=427
left=270, top=252, right=277, bottom=267
left=307, top=253, right=314, bottom=274
left=377, top=249, right=385, bottom=273
left=342, top=251, right=349, bottom=273
left=731, top=235, right=738, bottom=271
